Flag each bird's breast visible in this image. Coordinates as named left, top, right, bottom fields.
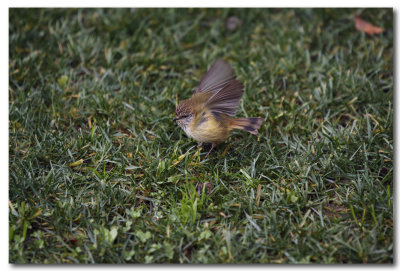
left=188, top=111, right=231, bottom=144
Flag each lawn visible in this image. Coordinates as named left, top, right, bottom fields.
left=9, top=8, right=393, bottom=263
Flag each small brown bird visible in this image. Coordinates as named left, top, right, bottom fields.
left=173, top=59, right=263, bottom=157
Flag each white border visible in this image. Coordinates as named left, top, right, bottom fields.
left=3, top=0, right=398, bottom=7
left=2, top=1, right=398, bottom=270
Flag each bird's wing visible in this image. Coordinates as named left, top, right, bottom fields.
left=195, top=59, right=236, bottom=93
left=204, top=79, right=244, bottom=117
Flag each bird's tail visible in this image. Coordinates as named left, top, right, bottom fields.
left=230, top=118, right=263, bottom=135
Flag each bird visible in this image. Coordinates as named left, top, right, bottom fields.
left=173, top=59, right=263, bottom=158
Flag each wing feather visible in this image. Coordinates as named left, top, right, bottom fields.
left=195, top=59, right=236, bottom=93
left=204, top=80, right=244, bottom=117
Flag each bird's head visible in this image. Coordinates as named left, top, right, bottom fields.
left=173, top=100, right=194, bottom=130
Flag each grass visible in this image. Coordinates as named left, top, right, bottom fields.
left=9, top=8, right=393, bottom=263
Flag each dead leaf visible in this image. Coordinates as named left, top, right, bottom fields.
left=226, top=16, right=241, bottom=31
left=196, top=182, right=212, bottom=195
left=69, top=159, right=83, bottom=167
left=354, top=15, right=383, bottom=35
left=256, top=184, right=262, bottom=207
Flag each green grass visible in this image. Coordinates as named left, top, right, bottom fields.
left=9, top=8, right=393, bottom=263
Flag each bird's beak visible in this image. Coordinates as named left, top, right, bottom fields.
left=172, top=117, right=177, bottom=122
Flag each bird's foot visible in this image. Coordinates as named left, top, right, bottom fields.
left=205, top=143, right=216, bottom=158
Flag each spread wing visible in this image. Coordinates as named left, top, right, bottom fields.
left=204, top=79, right=244, bottom=117
left=195, top=59, right=236, bottom=93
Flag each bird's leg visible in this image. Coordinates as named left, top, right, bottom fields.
left=205, top=143, right=216, bottom=158
left=198, top=142, right=203, bottom=147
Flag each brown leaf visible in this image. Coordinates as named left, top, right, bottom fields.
left=255, top=184, right=261, bottom=207
left=226, top=16, right=241, bottom=31
left=354, top=15, right=383, bottom=35
left=196, top=182, right=213, bottom=195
